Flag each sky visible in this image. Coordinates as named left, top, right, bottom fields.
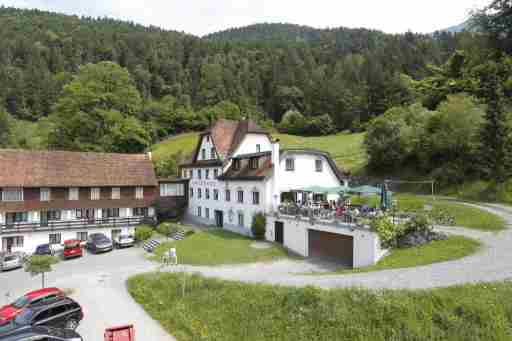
left=0, top=0, right=490, bottom=36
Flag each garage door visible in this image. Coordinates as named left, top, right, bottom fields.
left=308, top=230, right=353, bottom=267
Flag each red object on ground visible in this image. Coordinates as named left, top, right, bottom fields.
left=0, top=287, right=64, bottom=321
left=63, top=239, right=83, bottom=259
left=104, top=325, right=135, bottom=341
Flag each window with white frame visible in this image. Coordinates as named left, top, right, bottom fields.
left=133, top=207, right=148, bottom=217
left=198, top=188, right=202, bottom=199
left=201, top=149, right=206, bottom=160
left=225, top=189, right=231, bottom=202
left=205, top=207, right=210, bottom=219
left=197, top=206, right=202, bottom=217
left=205, top=169, right=210, bottom=179
left=315, top=159, right=323, bottom=172
left=232, top=159, right=241, bottom=170
left=135, top=187, right=144, bottom=199
left=40, top=188, right=51, bottom=202
left=112, top=187, right=120, bottom=200
left=214, top=189, right=219, bottom=200
left=190, top=187, right=194, bottom=198
left=49, top=233, right=61, bottom=245
left=238, top=212, right=244, bottom=227
left=1, top=188, right=23, bottom=202
left=250, top=157, right=259, bottom=170
left=252, top=191, right=260, bottom=205
left=160, top=183, right=185, bottom=197
left=285, top=158, right=295, bottom=171
left=198, top=169, right=202, bottom=179
left=214, top=169, right=219, bottom=178
left=237, top=190, right=244, bottom=203
left=210, top=148, right=216, bottom=159
left=205, top=188, right=210, bottom=200
left=77, top=232, right=88, bottom=242
left=256, top=144, right=261, bottom=152
left=68, top=187, right=79, bottom=201
left=47, top=210, right=61, bottom=221
left=102, top=208, right=120, bottom=218
left=2, top=236, right=24, bottom=250
left=90, top=188, right=100, bottom=200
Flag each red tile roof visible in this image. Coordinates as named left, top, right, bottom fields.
left=0, top=149, right=157, bottom=187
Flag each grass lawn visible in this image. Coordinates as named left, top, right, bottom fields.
left=151, top=132, right=367, bottom=173
left=128, top=273, right=512, bottom=341
left=313, top=236, right=481, bottom=275
left=351, top=194, right=506, bottom=231
left=150, top=229, right=290, bottom=265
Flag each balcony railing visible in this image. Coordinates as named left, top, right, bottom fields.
left=0, top=216, right=155, bottom=234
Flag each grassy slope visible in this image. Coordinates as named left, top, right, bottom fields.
left=150, top=230, right=290, bottom=265
left=319, top=236, right=481, bottom=275
left=128, top=273, right=512, bottom=341
left=151, top=132, right=367, bottom=173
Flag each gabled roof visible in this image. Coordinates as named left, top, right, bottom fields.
left=218, top=155, right=273, bottom=181
left=191, top=119, right=268, bottom=163
left=0, top=149, right=158, bottom=187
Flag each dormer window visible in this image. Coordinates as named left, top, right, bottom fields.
left=250, top=157, right=259, bottom=170
left=256, top=144, right=261, bottom=152
left=286, top=158, right=295, bottom=171
left=210, top=147, right=216, bottom=159
left=201, top=149, right=206, bottom=160
left=232, top=159, right=241, bottom=171
left=206, top=135, right=210, bottom=143
left=315, top=159, right=323, bottom=172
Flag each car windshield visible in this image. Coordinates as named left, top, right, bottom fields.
left=3, top=255, right=16, bottom=261
left=65, top=242, right=79, bottom=248
left=119, top=236, right=132, bottom=240
left=37, top=245, right=49, bottom=251
left=13, top=308, right=34, bottom=325
left=11, top=295, right=30, bottom=309
left=94, top=236, right=108, bottom=242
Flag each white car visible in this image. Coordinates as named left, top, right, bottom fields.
left=114, top=234, right=135, bottom=248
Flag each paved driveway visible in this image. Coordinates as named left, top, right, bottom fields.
left=0, top=247, right=173, bottom=341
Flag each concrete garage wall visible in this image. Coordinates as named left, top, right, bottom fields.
left=1, top=226, right=135, bottom=254
left=266, top=216, right=386, bottom=268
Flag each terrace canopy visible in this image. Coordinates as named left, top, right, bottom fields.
left=349, top=185, right=382, bottom=195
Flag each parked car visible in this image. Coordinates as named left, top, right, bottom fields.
left=62, top=240, right=83, bottom=260
left=86, top=233, right=113, bottom=254
left=0, top=288, right=65, bottom=322
left=114, top=234, right=135, bottom=249
left=0, top=325, right=83, bottom=341
left=3, top=296, right=83, bottom=331
left=34, top=244, right=54, bottom=256
left=0, top=253, right=23, bottom=272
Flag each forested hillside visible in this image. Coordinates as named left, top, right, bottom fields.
left=0, top=7, right=460, bottom=129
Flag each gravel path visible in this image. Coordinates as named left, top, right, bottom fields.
left=175, top=202, right=512, bottom=289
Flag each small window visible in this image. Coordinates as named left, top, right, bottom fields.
left=190, top=187, right=194, bottom=198
left=237, top=190, right=244, bottom=203
left=206, top=169, right=210, bottom=179
left=2, top=188, right=23, bottom=201
left=205, top=188, right=210, bottom=200
left=49, top=233, right=61, bottom=245
left=40, top=188, right=51, bottom=202
left=197, top=206, right=202, bottom=217
left=201, top=149, right=206, bottom=160
left=133, top=207, right=148, bottom=217
left=238, top=212, right=244, bottom=227
left=198, top=169, right=202, bottom=179
left=47, top=210, right=61, bottom=221
left=315, top=159, right=323, bottom=172
left=135, top=187, right=144, bottom=199
left=256, top=144, right=261, bottom=152
left=250, top=157, right=259, bottom=170
left=225, top=189, right=231, bottom=202
left=214, top=169, right=219, bottom=178
left=102, top=208, right=120, bottom=218
left=252, top=191, right=260, bottom=205
left=77, top=232, right=88, bottom=241
left=198, top=188, right=202, bottom=199
left=210, top=147, right=216, bottom=159
left=112, top=187, right=120, bottom=200
left=205, top=208, right=210, bottom=219
left=232, top=159, right=241, bottom=170
left=90, top=188, right=100, bottom=200
left=75, top=209, right=82, bottom=219
left=68, top=188, right=79, bottom=201
left=285, top=158, right=295, bottom=171
left=214, top=189, right=219, bottom=200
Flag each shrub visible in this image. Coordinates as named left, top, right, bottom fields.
left=370, top=215, right=405, bottom=248
left=404, top=214, right=433, bottom=235
left=135, top=225, right=154, bottom=242
left=251, top=212, right=267, bottom=240
left=157, top=222, right=180, bottom=237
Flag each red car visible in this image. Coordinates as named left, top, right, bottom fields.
left=0, top=287, right=65, bottom=322
left=63, top=239, right=83, bottom=259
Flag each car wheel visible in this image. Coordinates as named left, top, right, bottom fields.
left=65, top=318, right=79, bottom=330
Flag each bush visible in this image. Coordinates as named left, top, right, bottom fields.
left=251, top=213, right=267, bottom=240
left=370, top=215, right=405, bottom=248
left=404, top=214, right=433, bottom=235
left=135, top=225, right=154, bottom=242
left=157, top=222, right=180, bottom=237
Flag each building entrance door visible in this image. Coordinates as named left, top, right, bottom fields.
left=274, top=221, right=284, bottom=244
left=214, top=210, right=224, bottom=228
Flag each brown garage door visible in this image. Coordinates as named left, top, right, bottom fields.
left=308, top=230, right=353, bottom=267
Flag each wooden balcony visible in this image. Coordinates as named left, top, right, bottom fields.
left=0, top=216, right=155, bottom=235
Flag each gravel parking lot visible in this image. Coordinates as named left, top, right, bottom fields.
left=0, top=247, right=175, bottom=341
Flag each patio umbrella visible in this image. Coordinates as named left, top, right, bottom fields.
left=349, top=185, right=382, bottom=195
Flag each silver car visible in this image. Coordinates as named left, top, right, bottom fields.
left=114, top=234, right=135, bottom=248
left=0, top=253, right=23, bottom=271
